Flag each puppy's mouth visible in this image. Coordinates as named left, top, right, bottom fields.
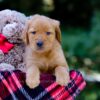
left=37, top=47, right=44, bottom=50
left=36, top=46, right=45, bottom=51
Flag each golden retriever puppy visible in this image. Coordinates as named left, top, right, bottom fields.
left=22, top=15, right=70, bottom=88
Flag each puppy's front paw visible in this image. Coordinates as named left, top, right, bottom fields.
left=26, top=66, right=40, bottom=88
left=55, top=66, right=70, bottom=86
left=26, top=78, right=40, bottom=89
left=56, top=72, right=70, bottom=86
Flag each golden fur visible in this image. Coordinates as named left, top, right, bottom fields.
left=22, top=15, right=69, bottom=88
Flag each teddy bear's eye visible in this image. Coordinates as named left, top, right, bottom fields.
left=31, top=31, right=36, bottom=35
left=6, top=21, right=10, bottom=24
left=46, top=32, right=51, bottom=35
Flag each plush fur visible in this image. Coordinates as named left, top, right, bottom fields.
left=22, top=15, right=70, bottom=88
left=0, top=9, right=27, bottom=71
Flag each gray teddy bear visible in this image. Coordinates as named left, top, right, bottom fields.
left=0, top=9, right=28, bottom=71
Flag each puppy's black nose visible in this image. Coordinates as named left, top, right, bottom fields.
left=37, top=41, right=43, bottom=47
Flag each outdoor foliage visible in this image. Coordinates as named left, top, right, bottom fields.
left=62, top=11, right=100, bottom=100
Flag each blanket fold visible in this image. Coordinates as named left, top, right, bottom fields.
left=0, top=70, right=86, bottom=100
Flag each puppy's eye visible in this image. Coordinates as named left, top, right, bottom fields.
left=46, top=32, right=51, bottom=35
left=31, top=31, right=36, bottom=35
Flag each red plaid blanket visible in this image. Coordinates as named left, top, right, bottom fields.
left=0, top=70, right=86, bottom=100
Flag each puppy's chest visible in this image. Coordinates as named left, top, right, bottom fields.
left=37, top=56, right=56, bottom=71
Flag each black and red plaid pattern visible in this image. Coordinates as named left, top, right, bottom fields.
left=0, top=70, right=86, bottom=100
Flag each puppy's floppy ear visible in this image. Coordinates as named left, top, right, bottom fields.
left=52, top=20, right=61, bottom=43
left=22, top=20, right=30, bottom=45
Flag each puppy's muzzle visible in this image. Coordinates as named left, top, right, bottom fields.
left=36, top=41, right=43, bottom=48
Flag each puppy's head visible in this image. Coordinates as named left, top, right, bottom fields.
left=22, top=15, right=61, bottom=53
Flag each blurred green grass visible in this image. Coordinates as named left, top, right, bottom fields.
left=61, top=11, right=100, bottom=100
left=62, top=28, right=100, bottom=70
left=61, top=28, right=100, bottom=100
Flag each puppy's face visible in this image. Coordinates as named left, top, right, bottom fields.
left=22, top=15, right=61, bottom=53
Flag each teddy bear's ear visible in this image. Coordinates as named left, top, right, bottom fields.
left=52, top=19, right=61, bottom=44
left=22, top=20, right=30, bottom=45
